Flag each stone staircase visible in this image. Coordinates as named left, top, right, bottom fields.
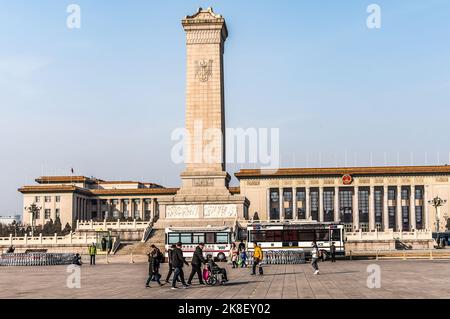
left=115, top=229, right=166, bottom=255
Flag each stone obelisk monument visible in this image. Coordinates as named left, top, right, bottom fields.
left=158, top=8, right=248, bottom=226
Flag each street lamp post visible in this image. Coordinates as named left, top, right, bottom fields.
left=25, top=203, right=41, bottom=237
left=428, top=196, right=447, bottom=232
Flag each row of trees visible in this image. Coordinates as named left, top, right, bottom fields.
left=0, top=218, right=72, bottom=237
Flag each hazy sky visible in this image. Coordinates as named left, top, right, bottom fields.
left=1, top=0, right=449, bottom=215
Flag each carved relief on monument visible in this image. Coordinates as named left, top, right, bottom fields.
left=204, top=204, right=237, bottom=218
left=196, top=60, right=213, bottom=82
left=436, top=177, right=449, bottom=183
left=166, top=205, right=200, bottom=219
left=186, top=30, right=223, bottom=44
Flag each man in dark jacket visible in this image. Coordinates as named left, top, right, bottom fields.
left=165, top=244, right=176, bottom=284
left=187, top=243, right=206, bottom=285
left=145, top=245, right=163, bottom=287
left=171, top=242, right=189, bottom=289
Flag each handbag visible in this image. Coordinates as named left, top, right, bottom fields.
left=202, top=268, right=209, bottom=281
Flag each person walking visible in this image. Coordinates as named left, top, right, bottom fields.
left=145, top=245, right=164, bottom=288
left=330, top=242, right=336, bottom=263
left=165, top=244, right=177, bottom=284
left=230, top=243, right=239, bottom=268
left=188, top=243, right=206, bottom=285
left=171, top=242, right=189, bottom=289
left=311, top=241, right=320, bottom=275
left=240, top=249, right=248, bottom=268
left=88, top=243, right=97, bottom=265
left=238, top=240, right=246, bottom=253
left=251, top=242, right=263, bottom=275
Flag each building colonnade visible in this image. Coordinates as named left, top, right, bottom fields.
left=267, top=185, right=429, bottom=232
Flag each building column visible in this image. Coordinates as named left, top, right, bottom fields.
left=383, top=185, right=389, bottom=231
left=140, top=199, right=145, bottom=220
left=305, top=187, right=311, bottom=220
left=97, top=200, right=101, bottom=220
left=353, top=186, right=359, bottom=231
left=129, top=198, right=133, bottom=219
left=151, top=198, right=156, bottom=221
left=266, top=189, right=270, bottom=221
left=84, top=199, right=87, bottom=220
left=397, top=186, right=402, bottom=231
left=319, top=186, right=324, bottom=222
left=334, top=187, right=340, bottom=222
left=292, top=187, right=297, bottom=220
left=369, top=186, right=375, bottom=231
left=108, top=199, right=113, bottom=218
left=410, top=186, right=416, bottom=230
left=279, top=187, right=284, bottom=221
left=75, top=198, right=79, bottom=221
left=424, top=186, right=430, bottom=230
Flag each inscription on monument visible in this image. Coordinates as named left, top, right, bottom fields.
left=166, top=205, right=200, bottom=219
left=204, top=204, right=237, bottom=218
left=193, top=179, right=215, bottom=187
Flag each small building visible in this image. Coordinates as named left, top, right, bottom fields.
left=18, top=176, right=177, bottom=228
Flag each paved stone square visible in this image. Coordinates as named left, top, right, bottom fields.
left=1, top=256, right=450, bottom=299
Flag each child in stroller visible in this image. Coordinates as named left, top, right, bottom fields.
left=204, top=254, right=228, bottom=285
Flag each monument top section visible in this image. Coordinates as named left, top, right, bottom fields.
left=182, top=7, right=228, bottom=43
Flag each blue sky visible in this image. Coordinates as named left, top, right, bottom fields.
left=0, top=0, right=449, bottom=215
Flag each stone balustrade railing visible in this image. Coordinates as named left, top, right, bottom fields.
left=346, top=229, right=432, bottom=241
left=0, top=232, right=99, bottom=246
left=76, top=219, right=151, bottom=231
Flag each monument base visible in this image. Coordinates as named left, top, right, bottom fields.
left=157, top=193, right=249, bottom=228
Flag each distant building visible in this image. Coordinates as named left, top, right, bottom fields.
left=0, top=215, right=21, bottom=225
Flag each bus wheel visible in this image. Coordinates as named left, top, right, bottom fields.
left=217, top=253, right=226, bottom=262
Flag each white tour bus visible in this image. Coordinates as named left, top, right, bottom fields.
left=165, top=226, right=233, bottom=261
left=246, top=221, right=345, bottom=258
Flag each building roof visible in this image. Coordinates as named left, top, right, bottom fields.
left=18, top=185, right=178, bottom=197
left=35, top=176, right=101, bottom=184
left=34, top=176, right=163, bottom=188
left=18, top=185, right=92, bottom=196
left=235, top=165, right=450, bottom=179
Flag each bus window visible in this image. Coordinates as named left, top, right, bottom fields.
left=298, top=231, right=315, bottom=241
left=283, top=230, right=299, bottom=242
left=168, top=233, right=180, bottom=244
left=193, top=233, right=205, bottom=244
left=331, top=229, right=341, bottom=241
left=250, top=231, right=266, bottom=243
left=180, top=233, right=192, bottom=244
left=205, top=233, right=215, bottom=244
left=216, top=233, right=229, bottom=244
left=266, top=230, right=282, bottom=242
left=316, top=230, right=330, bottom=241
